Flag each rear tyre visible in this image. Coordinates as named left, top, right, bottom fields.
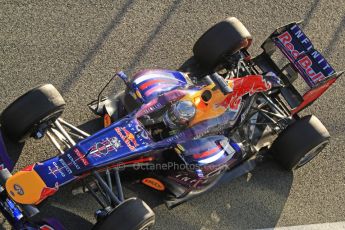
left=271, top=115, right=330, bottom=170
left=93, top=198, right=155, bottom=230
left=193, top=17, right=252, bottom=70
left=0, top=84, right=65, bottom=141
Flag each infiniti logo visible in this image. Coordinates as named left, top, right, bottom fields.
left=13, top=184, right=24, bottom=196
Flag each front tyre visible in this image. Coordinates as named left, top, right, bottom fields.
left=271, top=115, right=330, bottom=170
left=93, top=198, right=155, bottom=230
left=0, top=84, right=65, bottom=142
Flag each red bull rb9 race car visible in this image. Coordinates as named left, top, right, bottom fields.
left=0, top=17, right=342, bottom=230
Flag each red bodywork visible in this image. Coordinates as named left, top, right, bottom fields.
left=292, top=78, right=337, bottom=115
left=219, top=75, right=272, bottom=111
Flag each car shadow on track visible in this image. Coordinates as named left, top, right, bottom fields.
left=150, top=161, right=294, bottom=230
left=37, top=160, right=293, bottom=230
left=59, top=0, right=136, bottom=96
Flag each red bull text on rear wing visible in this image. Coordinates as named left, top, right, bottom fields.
left=273, top=23, right=335, bottom=87
left=261, top=22, right=342, bottom=89
left=258, top=22, right=343, bottom=114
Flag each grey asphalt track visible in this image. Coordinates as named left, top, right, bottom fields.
left=0, top=0, right=344, bottom=229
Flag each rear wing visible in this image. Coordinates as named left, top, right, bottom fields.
left=254, top=22, right=343, bottom=114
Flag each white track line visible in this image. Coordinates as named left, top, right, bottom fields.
left=258, top=221, right=345, bottom=230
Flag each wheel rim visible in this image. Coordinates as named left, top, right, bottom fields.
left=295, top=141, right=328, bottom=169
left=139, top=219, right=155, bottom=230
left=39, top=109, right=63, bottom=124
left=20, top=109, right=64, bottom=142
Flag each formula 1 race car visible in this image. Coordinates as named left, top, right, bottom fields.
left=0, top=17, right=342, bottom=230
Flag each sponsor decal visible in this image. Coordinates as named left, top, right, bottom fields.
left=139, top=101, right=163, bottom=116
left=135, top=89, right=142, bottom=99
left=104, top=114, right=112, bottom=128
left=40, top=225, right=54, bottom=230
left=48, top=158, right=75, bottom=179
left=297, top=56, right=325, bottom=82
left=115, top=127, right=139, bottom=151
left=48, top=166, right=58, bottom=179
left=13, top=184, right=24, bottom=195
left=88, top=137, right=122, bottom=158
left=217, top=76, right=271, bottom=111
left=171, top=173, right=199, bottom=186
left=38, top=183, right=58, bottom=204
left=277, top=28, right=333, bottom=83
left=278, top=31, right=304, bottom=58
left=135, top=124, right=149, bottom=140
left=67, top=154, right=81, bottom=170
left=193, top=145, right=222, bottom=159
left=142, top=178, right=165, bottom=191
left=58, top=159, right=72, bottom=174
left=48, top=161, right=67, bottom=178
left=171, top=168, right=225, bottom=187
left=73, top=148, right=90, bottom=166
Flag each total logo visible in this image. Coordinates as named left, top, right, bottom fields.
left=142, top=178, right=165, bottom=191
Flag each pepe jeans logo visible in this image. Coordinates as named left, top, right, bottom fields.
left=142, top=178, right=165, bottom=191
left=13, top=184, right=24, bottom=195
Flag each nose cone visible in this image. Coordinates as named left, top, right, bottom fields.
left=6, top=169, right=49, bottom=204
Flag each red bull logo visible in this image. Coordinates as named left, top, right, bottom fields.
left=115, top=127, right=139, bottom=151
left=278, top=31, right=303, bottom=59
left=297, top=56, right=325, bottom=83
left=278, top=31, right=328, bottom=84
left=123, top=128, right=139, bottom=147
left=218, top=75, right=271, bottom=111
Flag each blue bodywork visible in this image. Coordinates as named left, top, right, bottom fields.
left=0, top=132, right=13, bottom=171
left=0, top=66, right=247, bottom=198
left=21, top=98, right=245, bottom=191
left=131, top=69, right=189, bottom=103
left=32, top=117, right=156, bottom=188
